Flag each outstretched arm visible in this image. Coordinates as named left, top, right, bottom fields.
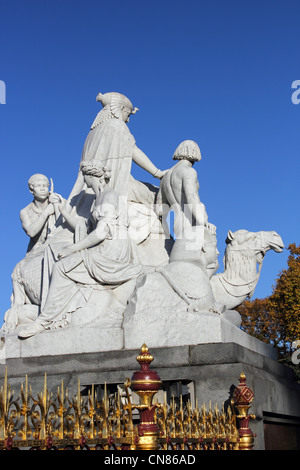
left=132, top=145, right=166, bottom=179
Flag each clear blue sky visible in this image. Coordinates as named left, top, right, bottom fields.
left=0, top=0, right=299, bottom=324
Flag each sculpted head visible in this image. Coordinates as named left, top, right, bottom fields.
left=225, top=229, right=284, bottom=254
left=28, top=174, right=50, bottom=201
left=81, top=160, right=111, bottom=193
left=96, top=92, right=139, bottom=123
left=173, top=140, right=202, bottom=163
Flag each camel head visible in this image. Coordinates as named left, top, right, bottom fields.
left=212, top=230, right=284, bottom=310
left=226, top=229, right=284, bottom=256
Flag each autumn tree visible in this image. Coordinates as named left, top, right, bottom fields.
left=237, top=244, right=300, bottom=360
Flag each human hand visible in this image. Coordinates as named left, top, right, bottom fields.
left=45, top=203, right=55, bottom=216
left=49, top=192, right=62, bottom=204
left=154, top=169, right=168, bottom=179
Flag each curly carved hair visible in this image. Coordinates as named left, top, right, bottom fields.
left=80, top=160, right=111, bottom=180
left=28, top=174, right=49, bottom=191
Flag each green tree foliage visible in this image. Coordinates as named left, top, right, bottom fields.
left=237, top=244, right=300, bottom=361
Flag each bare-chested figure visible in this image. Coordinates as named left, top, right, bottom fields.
left=20, top=174, right=57, bottom=252
left=156, top=140, right=210, bottom=239
left=3, top=174, right=61, bottom=333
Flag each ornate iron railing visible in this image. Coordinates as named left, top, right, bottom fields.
left=0, top=344, right=255, bottom=450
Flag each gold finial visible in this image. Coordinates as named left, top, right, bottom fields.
left=136, top=343, right=154, bottom=364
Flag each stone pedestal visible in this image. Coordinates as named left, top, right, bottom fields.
left=1, top=328, right=300, bottom=449
left=1, top=308, right=274, bottom=361
left=123, top=308, right=276, bottom=358
left=2, top=325, right=124, bottom=358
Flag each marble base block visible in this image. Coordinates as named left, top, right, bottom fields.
left=123, top=307, right=276, bottom=359
left=1, top=325, right=123, bottom=361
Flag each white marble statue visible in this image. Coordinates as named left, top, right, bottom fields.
left=156, top=140, right=209, bottom=239
left=3, top=174, right=62, bottom=333
left=67, top=91, right=167, bottom=224
left=18, top=187, right=143, bottom=338
left=2, top=92, right=285, bottom=351
left=125, top=228, right=284, bottom=324
left=144, top=140, right=223, bottom=314
left=3, top=93, right=170, bottom=334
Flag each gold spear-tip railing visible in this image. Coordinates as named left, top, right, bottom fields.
left=0, top=344, right=255, bottom=450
